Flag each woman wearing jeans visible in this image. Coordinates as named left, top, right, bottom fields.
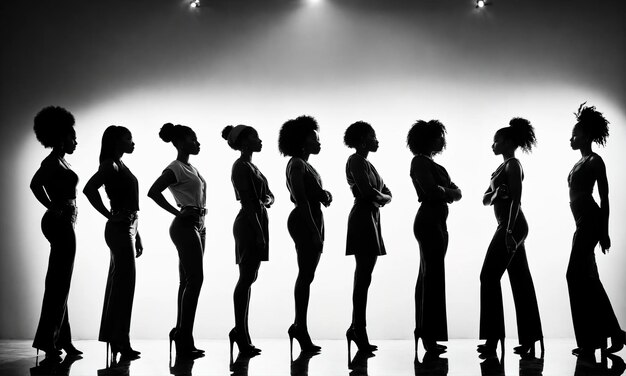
left=148, top=123, right=206, bottom=358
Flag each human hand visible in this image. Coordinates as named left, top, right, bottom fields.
left=600, top=235, right=611, bottom=254
left=505, top=232, right=517, bottom=253
left=135, top=235, right=144, bottom=258
left=322, top=190, right=332, bottom=207
left=494, top=185, right=509, bottom=201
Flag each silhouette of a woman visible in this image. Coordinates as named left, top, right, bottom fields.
left=566, top=103, right=625, bottom=356
left=83, top=125, right=142, bottom=359
left=344, top=121, right=391, bottom=354
left=278, top=116, right=331, bottom=353
left=222, top=125, right=273, bottom=356
left=148, top=123, right=205, bottom=358
left=407, top=120, right=461, bottom=354
left=478, top=118, right=543, bottom=357
left=30, top=106, right=82, bottom=359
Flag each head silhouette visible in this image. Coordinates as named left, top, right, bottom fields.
left=159, top=122, right=200, bottom=155
left=571, top=103, right=609, bottom=148
left=222, top=125, right=261, bottom=152
left=278, top=115, right=320, bottom=157
left=493, top=117, right=536, bottom=155
left=33, top=106, right=76, bottom=152
left=407, top=120, right=446, bottom=156
left=344, top=121, right=379, bottom=152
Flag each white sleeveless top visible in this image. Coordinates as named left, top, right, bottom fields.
left=166, top=160, right=206, bottom=208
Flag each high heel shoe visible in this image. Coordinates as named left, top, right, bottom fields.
left=60, top=342, right=83, bottom=356
left=172, top=331, right=204, bottom=359
left=229, top=328, right=261, bottom=359
left=477, top=338, right=504, bottom=355
left=513, top=338, right=544, bottom=357
left=111, top=342, right=141, bottom=360
left=414, top=329, right=446, bottom=354
left=605, top=330, right=626, bottom=354
left=288, top=324, right=321, bottom=354
left=346, top=326, right=377, bottom=355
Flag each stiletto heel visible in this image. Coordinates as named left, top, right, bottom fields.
left=477, top=337, right=504, bottom=355
left=288, top=324, right=321, bottom=353
left=110, top=342, right=141, bottom=360
left=605, top=330, right=626, bottom=354
left=229, top=328, right=261, bottom=357
left=61, top=343, right=83, bottom=356
left=346, top=326, right=377, bottom=353
left=514, top=338, right=544, bottom=357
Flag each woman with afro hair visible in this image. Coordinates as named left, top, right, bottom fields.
left=222, top=124, right=273, bottom=356
left=566, top=103, right=625, bottom=356
left=278, top=115, right=332, bottom=354
left=344, top=121, right=391, bottom=354
left=30, top=106, right=82, bottom=359
left=478, top=118, right=543, bottom=357
left=407, top=120, right=460, bottom=355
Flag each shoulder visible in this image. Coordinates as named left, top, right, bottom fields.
left=588, top=153, right=606, bottom=171
left=411, top=155, right=431, bottom=169
left=504, top=158, right=522, bottom=175
left=40, top=154, right=59, bottom=169
left=98, top=158, right=118, bottom=174
left=347, top=153, right=367, bottom=168
left=288, top=157, right=306, bottom=172
left=232, top=159, right=252, bottom=174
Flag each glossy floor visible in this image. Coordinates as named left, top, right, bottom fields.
left=0, top=339, right=623, bottom=375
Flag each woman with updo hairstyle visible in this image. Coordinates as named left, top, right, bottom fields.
left=407, top=120, right=461, bottom=355
left=344, top=121, right=391, bottom=354
left=84, top=125, right=142, bottom=360
left=222, top=124, right=274, bottom=356
left=278, top=115, right=332, bottom=354
left=566, top=103, right=625, bottom=356
left=148, top=123, right=205, bottom=358
left=478, top=118, right=543, bottom=357
left=30, top=106, right=82, bottom=359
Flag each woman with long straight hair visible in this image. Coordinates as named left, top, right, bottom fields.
left=222, top=124, right=273, bottom=356
left=566, top=103, right=625, bottom=356
left=148, top=123, right=205, bottom=358
left=83, top=125, right=142, bottom=360
left=407, top=120, right=461, bottom=355
left=30, top=106, right=82, bottom=360
left=278, top=115, right=331, bottom=354
left=478, top=118, right=543, bottom=357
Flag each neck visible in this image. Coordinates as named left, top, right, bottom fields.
left=356, top=148, right=369, bottom=159
left=580, top=144, right=593, bottom=157
left=177, top=150, right=190, bottom=164
left=51, top=148, right=65, bottom=159
left=297, top=153, right=310, bottom=162
left=240, top=150, right=253, bottom=162
left=502, top=150, right=515, bottom=161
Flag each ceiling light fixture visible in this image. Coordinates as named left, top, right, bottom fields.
left=475, top=0, right=491, bottom=8
left=190, top=0, right=201, bottom=8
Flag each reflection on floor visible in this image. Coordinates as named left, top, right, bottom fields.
left=0, top=339, right=623, bottom=375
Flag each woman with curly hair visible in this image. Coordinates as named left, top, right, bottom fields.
left=222, top=124, right=273, bottom=356
left=407, top=120, right=460, bottom=355
left=478, top=118, right=543, bottom=357
left=84, top=125, right=142, bottom=360
left=566, top=103, right=625, bottom=356
left=148, top=123, right=205, bottom=358
left=30, top=106, right=82, bottom=360
left=279, top=115, right=331, bottom=354
left=344, top=121, right=391, bottom=354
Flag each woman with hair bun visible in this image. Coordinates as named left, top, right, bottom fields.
left=566, top=103, right=625, bottom=356
left=221, top=124, right=273, bottom=357
left=478, top=118, right=543, bottom=357
left=30, top=106, right=82, bottom=359
left=148, top=123, right=205, bottom=358
left=407, top=120, right=461, bottom=355
left=344, top=121, right=391, bottom=354
left=84, top=125, right=142, bottom=360
left=278, top=115, right=331, bottom=354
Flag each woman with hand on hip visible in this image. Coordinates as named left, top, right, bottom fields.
left=478, top=118, right=543, bottom=357
left=566, top=103, right=625, bottom=356
left=407, top=120, right=461, bottom=355
left=148, top=123, right=205, bottom=358
left=344, top=121, right=391, bottom=354
left=222, top=124, right=273, bottom=356
left=30, top=106, right=82, bottom=360
left=83, top=125, right=142, bottom=360
left=279, top=116, right=331, bottom=354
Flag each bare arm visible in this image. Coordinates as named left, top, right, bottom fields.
left=30, top=164, right=53, bottom=210
left=147, top=169, right=180, bottom=217
left=446, top=181, right=462, bottom=203
left=83, top=161, right=115, bottom=220
left=593, top=156, right=611, bottom=253
left=349, top=156, right=390, bottom=206
left=505, top=161, right=523, bottom=251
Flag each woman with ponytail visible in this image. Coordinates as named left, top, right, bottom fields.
left=221, top=125, right=273, bottom=357
left=83, top=125, right=142, bottom=359
left=477, top=118, right=543, bottom=357
left=566, top=103, right=625, bottom=356
left=147, top=123, right=205, bottom=358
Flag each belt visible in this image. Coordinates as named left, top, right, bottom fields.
left=182, top=206, right=207, bottom=216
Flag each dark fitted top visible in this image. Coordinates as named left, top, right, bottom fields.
left=488, top=158, right=523, bottom=222
left=232, top=158, right=273, bottom=209
left=286, top=157, right=326, bottom=210
left=102, top=159, right=139, bottom=211
left=410, top=155, right=457, bottom=203
left=40, top=154, right=78, bottom=203
left=568, top=153, right=597, bottom=199
left=346, top=154, right=390, bottom=206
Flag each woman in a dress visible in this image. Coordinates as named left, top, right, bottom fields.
left=147, top=123, right=205, bottom=358
left=407, top=120, right=461, bottom=354
left=566, top=103, right=625, bottom=356
left=478, top=118, right=543, bottom=357
left=279, top=116, right=331, bottom=354
left=83, top=125, right=142, bottom=359
left=30, top=106, right=82, bottom=359
left=222, top=124, right=273, bottom=356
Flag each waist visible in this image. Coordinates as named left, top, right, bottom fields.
left=51, top=198, right=76, bottom=209
left=181, top=206, right=207, bottom=216
left=110, top=208, right=138, bottom=222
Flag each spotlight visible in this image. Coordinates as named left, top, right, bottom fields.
left=190, top=0, right=201, bottom=8
left=475, top=0, right=489, bottom=8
